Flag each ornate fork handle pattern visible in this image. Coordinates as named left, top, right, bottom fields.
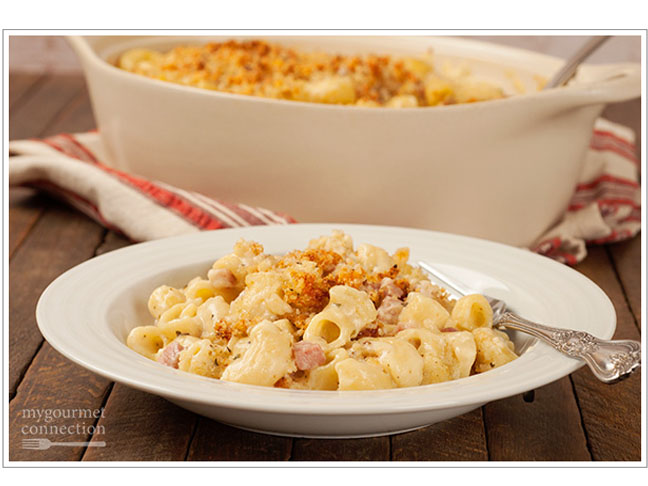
left=497, top=312, right=641, bottom=384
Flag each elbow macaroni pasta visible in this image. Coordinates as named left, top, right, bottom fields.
left=127, top=231, right=518, bottom=390
left=117, top=40, right=506, bottom=108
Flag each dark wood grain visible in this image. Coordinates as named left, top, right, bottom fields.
left=392, top=408, right=488, bottom=461
left=8, top=203, right=105, bottom=398
left=570, top=246, right=641, bottom=461
left=94, top=230, right=131, bottom=256
left=82, top=384, right=197, bottom=461
left=9, top=74, right=87, bottom=140
left=292, top=437, right=389, bottom=461
left=40, top=87, right=96, bottom=138
left=9, top=343, right=112, bottom=461
left=8, top=188, right=48, bottom=258
left=186, top=419, right=292, bottom=461
left=484, top=379, right=591, bottom=461
left=9, top=73, right=45, bottom=109
left=607, top=236, right=641, bottom=329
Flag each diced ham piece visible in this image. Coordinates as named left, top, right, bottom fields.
left=293, top=341, right=327, bottom=371
left=441, top=327, right=458, bottom=332
left=379, top=277, right=403, bottom=299
left=394, top=321, right=419, bottom=334
left=157, top=341, right=184, bottom=369
left=208, top=268, right=237, bottom=288
left=377, top=296, right=404, bottom=325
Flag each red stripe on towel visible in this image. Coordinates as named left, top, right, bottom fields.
left=41, top=136, right=228, bottom=230
left=39, top=134, right=291, bottom=230
left=576, top=174, right=640, bottom=191
left=59, top=133, right=101, bottom=164
left=591, top=130, right=639, bottom=164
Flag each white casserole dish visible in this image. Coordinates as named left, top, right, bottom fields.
left=67, top=36, right=641, bottom=247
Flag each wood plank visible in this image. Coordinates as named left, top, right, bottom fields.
left=607, top=237, right=641, bottom=329
left=186, top=418, right=292, bottom=461
left=9, top=203, right=105, bottom=399
left=40, top=86, right=96, bottom=137
left=484, top=379, right=590, bottom=461
left=9, top=73, right=45, bottom=109
left=571, top=368, right=641, bottom=461
left=570, top=246, right=641, bottom=461
left=9, top=343, right=112, bottom=461
left=94, top=231, right=132, bottom=256
left=292, top=437, right=389, bottom=461
left=81, top=384, right=197, bottom=461
left=391, top=408, right=488, bottom=461
left=9, top=74, right=87, bottom=140
left=8, top=188, right=48, bottom=259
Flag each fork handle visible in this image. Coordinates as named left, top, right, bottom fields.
left=53, top=441, right=106, bottom=447
left=496, top=311, right=641, bottom=384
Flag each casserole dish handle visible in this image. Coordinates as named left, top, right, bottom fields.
left=573, top=63, right=641, bottom=103
left=66, top=36, right=93, bottom=61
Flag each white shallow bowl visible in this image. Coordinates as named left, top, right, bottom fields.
left=67, top=35, right=641, bottom=248
left=36, top=224, right=616, bottom=438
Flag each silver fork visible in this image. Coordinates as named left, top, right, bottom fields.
left=21, top=438, right=106, bottom=450
left=418, top=261, right=641, bottom=384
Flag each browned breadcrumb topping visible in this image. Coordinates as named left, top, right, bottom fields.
left=244, top=240, right=265, bottom=256
left=211, top=244, right=453, bottom=341
left=278, top=249, right=340, bottom=317
left=118, top=39, right=505, bottom=107
left=273, top=376, right=291, bottom=388
left=298, top=248, right=343, bottom=274
left=356, top=324, right=381, bottom=339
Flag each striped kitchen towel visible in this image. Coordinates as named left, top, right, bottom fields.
left=8, top=131, right=295, bottom=242
left=8, top=119, right=640, bottom=264
left=531, top=119, right=640, bottom=264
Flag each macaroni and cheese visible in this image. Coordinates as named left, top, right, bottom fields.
left=117, top=40, right=505, bottom=107
left=127, top=231, right=518, bottom=390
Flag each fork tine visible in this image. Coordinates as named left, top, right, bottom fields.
left=21, top=442, right=41, bottom=450
left=417, top=261, right=473, bottom=297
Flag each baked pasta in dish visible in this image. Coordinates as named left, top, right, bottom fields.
left=117, top=39, right=505, bottom=107
left=127, top=231, right=518, bottom=390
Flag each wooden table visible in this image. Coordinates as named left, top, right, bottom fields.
left=8, top=73, right=642, bottom=462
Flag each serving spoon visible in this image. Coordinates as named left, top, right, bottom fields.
left=544, top=35, right=611, bottom=89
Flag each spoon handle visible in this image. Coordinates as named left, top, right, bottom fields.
left=545, top=36, right=611, bottom=89
left=496, top=311, right=641, bottom=383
